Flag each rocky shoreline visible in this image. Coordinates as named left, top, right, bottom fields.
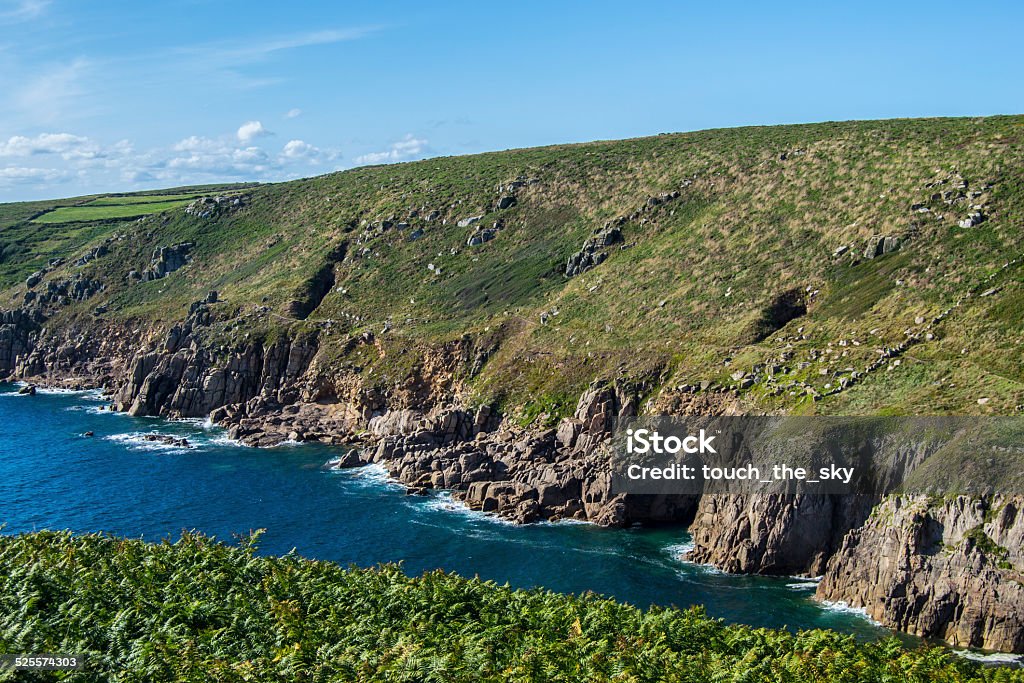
left=3, top=311, right=1023, bottom=652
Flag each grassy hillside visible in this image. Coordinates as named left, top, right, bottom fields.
left=2, top=116, right=1023, bottom=419
left=0, top=530, right=1018, bottom=682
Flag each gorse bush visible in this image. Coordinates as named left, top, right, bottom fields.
left=0, top=531, right=1020, bottom=682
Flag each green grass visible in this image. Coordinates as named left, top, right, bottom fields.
left=85, top=193, right=206, bottom=206
left=1, top=530, right=1018, bottom=683
left=33, top=198, right=197, bottom=224
left=2, top=116, right=1024, bottom=418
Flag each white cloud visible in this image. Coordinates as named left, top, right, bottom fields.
left=0, top=132, right=104, bottom=160
left=0, top=166, right=68, bottom=186
left=281, top=139, right=319, bottom=159
left=0, top=124, right=342, bottom=199
left=355, top=134, right=429, bottom=165
left=285, top=108, right=302, bottom=119
left=172, top=135, right=217, bottom=153
left=162, top=137, right=276, bottom=177
left=236, top=120, right=271, bottom=143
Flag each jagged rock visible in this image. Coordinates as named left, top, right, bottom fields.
left=324, top=449, right=366, bottom=469
left=185, top=195, right=248, bottom=219
left=457, top=215, right=483, bottom=228
left=818, top=495, right=1024, bottom=651
left=496, top=195, right=517, bottom=210
left=142, top=243, right=193, bottom=281
left=687, top=494, right=876, bottom=575
left=18, top=384, right=36, bottom=395
left=467, top=228, right=498, bottom=247
left=565, top=225, right=622, bottom=276
left=26, top=271, right=44, bottom=288
left=74, top=244, right=108, bottom=267
left=958, top=211, right=985, bottom=228
left=864, top=235, right=901, bottom=259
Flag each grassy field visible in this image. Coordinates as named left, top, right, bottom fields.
left=0, top=184, right=252, bottom=288
left=1, top=116, right=1023, bottom=418
left=0, top=530, right=1018, bottom=682
left=32, top=188, right=251, bottom=224
left=86, top=193, right=207, bottom=206
left=33, top=198, right=198, bottom=224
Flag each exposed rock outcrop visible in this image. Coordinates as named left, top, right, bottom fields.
left=0, top=308, right=45, bottom=374
left=817, top=495, right=1024, bottom=652
left=686, top=494, right=876, bottom=575
left=116, top=332, right=319, bottom=418
left=141, top=243, right=193, bottom=281
left=565, top=225, right=623, bottom=277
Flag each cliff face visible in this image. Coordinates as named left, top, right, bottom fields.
left=817, top=495, right=1024, bottom=652
left=686, top=494, right=877, bottom=576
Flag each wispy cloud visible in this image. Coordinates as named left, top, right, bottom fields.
left=355, top=134, right=429, bottom=165
left=285, top=108, right=302, bottom=119
left=0, top=0, right=51, bottom=23
left=8, top=57, right=91, bottom=123
left=174, top=27, right=381, bottom=68
left=0, top=24, right=380, bottom=128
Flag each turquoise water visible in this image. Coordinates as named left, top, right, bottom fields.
left=0, top=383, right=887, bottom=640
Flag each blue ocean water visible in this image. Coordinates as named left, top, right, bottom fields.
left=0, top=382, right=887, bottom=640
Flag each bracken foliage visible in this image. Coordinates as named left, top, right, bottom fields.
left=0, top=531, right=1021, bottom=682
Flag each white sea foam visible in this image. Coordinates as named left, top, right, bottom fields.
left=173, top=416, right=215, bottom=430
left=538, top=516, right=592, bottom=527
left=785, top=575, right=822, bottom=590
left=65, top=404, right=113, bottom=415
left=665, top=540, right=695, bottom=558
left=419, top=491, right=517, bottom=526
left=666, top=541, right=728, bottom=575
left=819, top=600, right=882, bottom=626
left=208, top=434, right=248, bottom=448
left=953, top=649, right=1024, bottom=664
left=13, top=381, right=103, bottom=397
left=332, top=463, right=406, bottom=491
left=105, top=432, right=193, bottom=453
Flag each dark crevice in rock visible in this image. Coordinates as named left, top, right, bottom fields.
left=286, top=242, right=348, bottom=320
left=746, top=288, right=807, bottom=343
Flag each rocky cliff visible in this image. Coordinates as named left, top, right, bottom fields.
left=817, top=495, right=1024, bottom=652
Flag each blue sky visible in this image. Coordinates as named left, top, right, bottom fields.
left=1, top=0, right=1022, bottom=201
